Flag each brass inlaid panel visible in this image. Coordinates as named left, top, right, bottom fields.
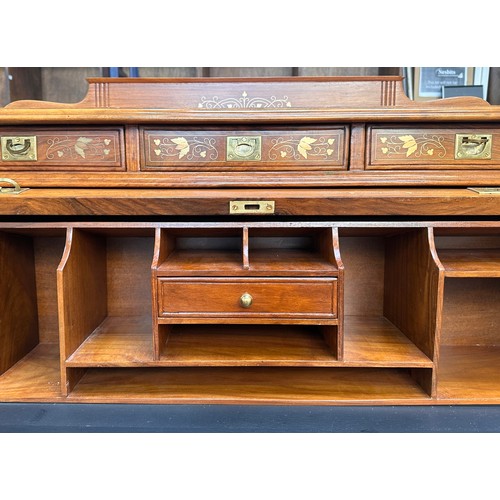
left=141, top=128, right=347, bottom=170
left=0, top=128, right=125, bottom=170
left=368, top=127, right=500, bottom=170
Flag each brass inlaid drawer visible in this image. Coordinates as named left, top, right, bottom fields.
left=157, top=277, right=337, bottom=319
left=367, top=126, right=500, bottom=170
left=141, top=127, right=348, bottom=170
left=0, top=128, right=125, bottom=170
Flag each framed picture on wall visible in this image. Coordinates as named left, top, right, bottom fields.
left=414, top=67, right=474, bottom=101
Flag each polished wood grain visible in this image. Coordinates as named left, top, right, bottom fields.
left=0, top=232, right=38, bottom=375
left=63, top=315, right=431, bottom=368
left=383, top=228, right=444, bottom=396
left=6, top=76, right=414, bottom=110
left=438, top=249, right=500, bottom=277
left=344, top=316, right=432, bottom=366
left=67, top=316, right=153, bottom=366
left=438, top=346, right=500, bottom=400
left=0, top=344, right=64, bottom=402
left=384, top=228, right=443, bottom=360
left=34, top=237, right=66, bottom=343
left=440, top=278, right=500, bottom=346
left=68, top=366, right=430, bottom=405
left=0, top=188, right=498, bottom=215
left=157, top=278, right=338, bottom=320
left=57, top=228, right=107, bottom=394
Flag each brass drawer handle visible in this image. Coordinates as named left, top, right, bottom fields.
left=227, top=136, right=262, bottom=161
left=455, top=134, right=492, bottom=159
left=1, top=136, right=37, bottom=161
left=0, top=178, right=29, bottom=194
left=239, top=293, right=253, bottom=308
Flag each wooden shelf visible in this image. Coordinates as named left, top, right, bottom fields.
left=247, top=249, right=338, bottom=276
left=68, top=366, right=430, bottom=405
left=157, top=249, right=337, bottom=277
left=343, top=316, right=433, bottom=367
left=161, top=325, right=337, bottom=366
left=65, top=315, right=431, bottom=368
left=66, top=316, right=153, bottom=366
left=439, top=249, right=500, bottom=278
left=0, top=344, right=64, bottom=402
left=438, top=345, right=500, bottom=402
left=157, top=250, right=244, bottom=276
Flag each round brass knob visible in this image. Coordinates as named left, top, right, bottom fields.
left=239, top=292, right=253, bottom=308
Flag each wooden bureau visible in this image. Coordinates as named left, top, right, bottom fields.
left=0, top=76, right=498, bottom=405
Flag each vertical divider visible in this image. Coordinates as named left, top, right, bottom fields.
left=317, top=227, right=343, bottom=359
left=242, top=226, right=250, bottom=270
left=57, top=227, right=107, bottom=396
left=152, top=227, right=173, bottom=360
left=0, top=231, right=39, bottom=376
left=383, top=227, right=445, bottom=397
left=332, top=227, right=344, bottom=361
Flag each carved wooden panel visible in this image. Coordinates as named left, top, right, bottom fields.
left=368, top=126, right=500, bottom=169
left=141, top=127, right=348, bottom=170
left=0, top=127, right=125, bottom=170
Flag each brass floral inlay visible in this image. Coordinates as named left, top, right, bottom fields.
left=151, top=136, right=219, bottom=161
left=198, top=91, right=292, bottom=109
left=46, top=136, right=114, bottom=160
left=379, top=134, right=446, bottom=158
left=269, top=136, right=336, bottom=160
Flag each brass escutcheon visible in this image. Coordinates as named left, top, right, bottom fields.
left=227, top=136, right=262, bottom=161
left=455, top=134, right=492, bottom=159
left=239, top=293, right=253, bottom=308
left=1, top=136, right=37, bottom=161
left=229, top=200, right=275, bottom=215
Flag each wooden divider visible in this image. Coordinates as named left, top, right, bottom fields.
left=57, top=228, right=107, bottom=395
left=383, top=228, right=444, bottom=396
left=0, top=232, right=39, bottom=375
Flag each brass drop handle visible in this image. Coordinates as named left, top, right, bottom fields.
left=455, top=134, right=492, bottom=159
left=6, top=138, right=32, bottom=155
left=239, top=292, right=253, bottom=308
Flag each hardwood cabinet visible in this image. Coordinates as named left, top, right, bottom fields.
left=0, top=76, right=498, bottom=405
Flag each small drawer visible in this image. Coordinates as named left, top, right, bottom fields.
left=141, top=127, right=348, bottom=171
left=157, top=278, right=337, bottom=319
left=367, top=126, right=500, bottom=170
left=0, top=127, right=125, bottom=170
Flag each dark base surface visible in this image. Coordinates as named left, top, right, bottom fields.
left=1, top=403, right=500, bottom=432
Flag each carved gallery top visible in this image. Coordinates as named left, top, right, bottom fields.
left=0, top=76, right=499, bottom=189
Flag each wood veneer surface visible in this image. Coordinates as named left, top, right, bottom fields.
left=65, top=316, right=431, bottom=368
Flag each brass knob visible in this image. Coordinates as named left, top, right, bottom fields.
left=239, top=292, right=253, bottom=308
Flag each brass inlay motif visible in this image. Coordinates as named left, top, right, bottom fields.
left=227, top=136, right=262, bottom=161
left=198, top=91, right=292, bottom=109
left=455, top=134, right=492, bottom=159
left=229, top=201, right=275, bottom=215
left=151, top=136, right=219, bottom=161
left=379, top=134, right=446, bottom=158
left=269, top=136, right=337, bottom=160
left=45, top=136, right=114, bottom=161
left=1, top=136, right=37, bottom=161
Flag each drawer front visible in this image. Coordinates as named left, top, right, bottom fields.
left=141, top=127, right=348, bottom=170
left=0, top=128, right=125, bottom=170
left=157, top=278, right=337, bottom=318
left=367, top=126, right=500, bottom=170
